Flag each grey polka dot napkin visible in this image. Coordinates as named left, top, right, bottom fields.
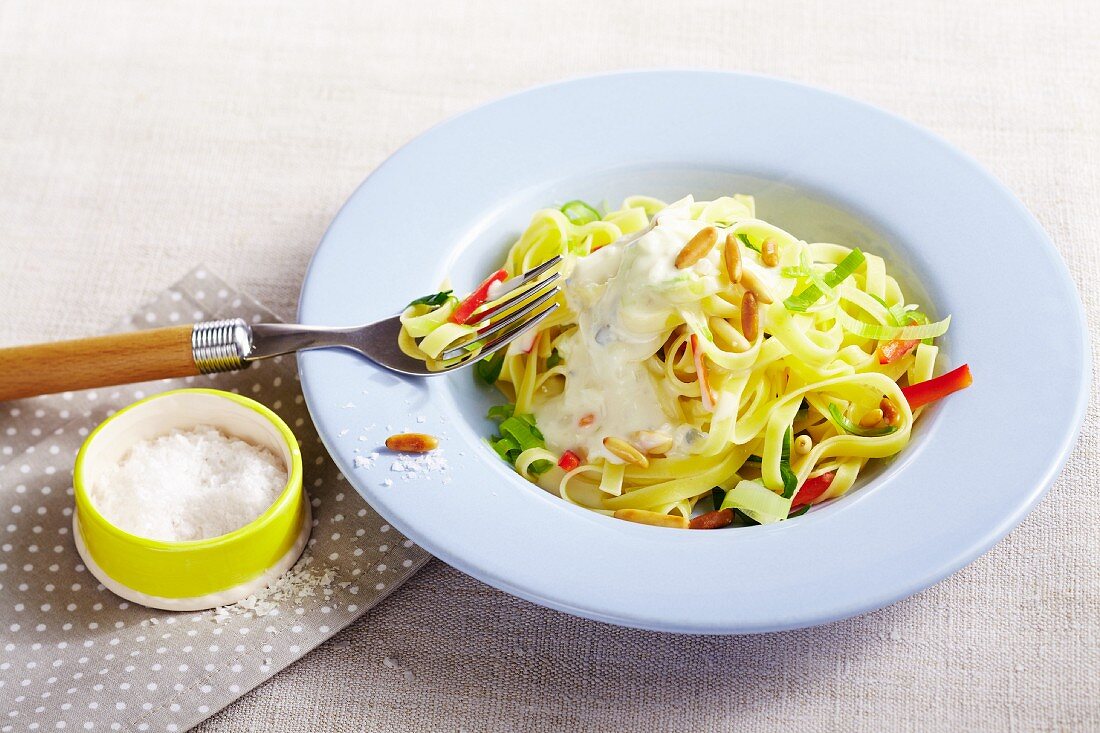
left=0, top=267, right=430, bottom=732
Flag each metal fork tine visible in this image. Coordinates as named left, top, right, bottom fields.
left=441, top=303, right=559, bottom=366
left=469, top=271, right=560, bottom=326
left=488, top=256, right=561, bottom=300
left=441, top=285, right=560, bottom=360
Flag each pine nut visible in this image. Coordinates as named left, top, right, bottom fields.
left=708, top=316, right=750, bottom=352
left=880, top=397, right=900, bottom=426
left=859, top=409, right=884, bottom=428
left=741, top=291, right=760, bottom=342
left=385, top=433, right=438, bottom=453
left=689, top=508, right=734, bottom=530
left=794, top=434, right=812, bottom=455
left=632, top=430, right=674, bottom=455
left=761, top=238, right=779, bottom=267
left=723, top=233, right=743, bottom=283
left=675, top=226, right=718, bottom=269
left=603, top=437, right=649, bottom=467
left=739, top=267, right=774, bottom=304
left=614, top=508, right=689, bottom=529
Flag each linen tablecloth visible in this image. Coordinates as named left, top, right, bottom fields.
left=0, top=269, right=430, bottom=731
left=1, top=1, right=1097, bottom=730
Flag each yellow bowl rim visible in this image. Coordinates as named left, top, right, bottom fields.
left=73, top=387, right=304, bottom=552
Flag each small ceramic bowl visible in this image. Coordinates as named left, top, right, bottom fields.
left=73, top=388, right=308, bottom=611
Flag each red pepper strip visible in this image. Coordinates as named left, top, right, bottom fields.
left=449, top=268, right=508, bottom=324
left=901, top=364, right=973, bottom=409
left=791, top=471, right=835, bottom=510
left=690, top=334, right=716, bottom=411
left=557, top=450, right=581, bottom=472
left=877, top=338, right=919, bottom=364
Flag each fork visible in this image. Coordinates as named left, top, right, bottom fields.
left=0, top=257, right=562, bottom=402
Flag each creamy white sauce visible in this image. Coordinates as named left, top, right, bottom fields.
left=532, top=197, right=727, bottom=462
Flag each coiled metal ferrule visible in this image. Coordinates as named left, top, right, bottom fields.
left=191, top=319, right=253, bottom=374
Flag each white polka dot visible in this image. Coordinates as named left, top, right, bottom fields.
left=144, top=313, right=156, bottom=322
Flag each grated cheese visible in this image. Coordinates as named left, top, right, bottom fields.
left=88, top=425, right=287, bottom=542
left=212, top=553, right=339, bottom=622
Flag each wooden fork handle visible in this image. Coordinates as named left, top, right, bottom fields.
left=0, top=326, right=200, bottom=402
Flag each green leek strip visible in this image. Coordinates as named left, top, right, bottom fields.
left=487, top=403, right=514, bottom=421
left=499, top=417, right=543, bottom=451
left=807, top=267, right=836, bottom=300
left=783, top=249, right=865, bottom=312
left=736, top=233, right=761, bottom=252
left=560, top=200, right=601, bottom=225
left=488, top=435, right=519, bottom=462
left=781, top=249, right=813, bottom=279
left=733, top=509, right=760, bottom=526
left=487, top=406, right=552, bottom=472
left=868, top=294, right=902, bottom=326
left=720, top=480, right=792, bottom=524
left=788, top=504, right=811, bottom=518
left=904, top=310, right=936, bottom=345
left=407, top=290, right=453, bottom=308
left=834, top=307, right=950, bottom=341
left=474, top=350, right=506, bottom=384
left=400, top=296, right=458, bottom=338
left=530, top=460, right=554, bottom=475
left=864, top=296, right=936, bottom=344
left=545, top=349, right=563, bottom=369
left=827, top=403, right=899, bottom=437
left=779, top=428, right=797, bottom=498
left=515, top=447, right=556, bottom=477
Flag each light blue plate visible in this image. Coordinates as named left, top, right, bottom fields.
left=298, top=71, right=1089, bottom=633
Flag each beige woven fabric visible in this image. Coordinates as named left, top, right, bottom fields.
left=1, top=1, right=1097, bottom=731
